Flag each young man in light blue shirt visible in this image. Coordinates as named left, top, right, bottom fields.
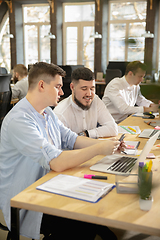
left=0, top=62, right=122, bottom=240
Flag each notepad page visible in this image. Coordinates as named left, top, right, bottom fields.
left=118, top=126, right=141, bottom=134
left=36, top=174, right=115, bottom=203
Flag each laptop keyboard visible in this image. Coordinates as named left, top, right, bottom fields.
left=107, top=156, right=137, bottom=173
left=149, top=129, right=160, bottom=139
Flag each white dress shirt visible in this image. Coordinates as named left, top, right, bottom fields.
left=102, top=76, right=153, bottom=123
left=12, top=77, right=28, bottom=100
left=54, top=94, right=118, bottom=138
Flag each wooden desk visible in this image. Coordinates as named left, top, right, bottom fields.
left=10, top=116, right=160, bottom=240
left=11, top=98, right=19, bottom=106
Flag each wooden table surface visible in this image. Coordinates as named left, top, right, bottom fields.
left=10, top=98, right=19, bottom=106
left=10, top=115, right=160, bottom=237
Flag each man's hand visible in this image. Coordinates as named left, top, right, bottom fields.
left=97, top=138, right=120, bottom=155
left=144, top=104, right=159, bottom=113
left=117, top=140, right=126, bottom=153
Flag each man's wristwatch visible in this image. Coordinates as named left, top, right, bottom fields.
left=78, top=130, right=89, bottom=137
left=84, top=130, right=89, bottom=137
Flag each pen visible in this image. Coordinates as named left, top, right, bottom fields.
left=84, top=175, right=107, bottom=180
left=119, top=133, right=125, bottom=142
left=122, top=151, right=127, bottom=154
left=128, top=126, right=136, bottom=133
left=136, top=141, right=140, bottom=149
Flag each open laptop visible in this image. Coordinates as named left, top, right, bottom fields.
left=138, top=129, right=160, bottom=140
left=90, top=131, right=159, bottom=175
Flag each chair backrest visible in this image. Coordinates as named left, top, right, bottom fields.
left=58, top=65, right=72, bottom=99
left=0, top=67, right=8, bottom=74
left=0, top=75, right=12, bottom=127
left=58, top=65, right=84, bottom=99
left=107, top=61, right=130, bottom=76
left=105, top=69, right=122, bottom=85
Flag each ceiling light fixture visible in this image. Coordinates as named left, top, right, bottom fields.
left=3, top=32, right=14, bottom=38
left=91, top=32, right=102, bottom=39
left=141, top=31, right=154, bottom=38
left=44, top=32, right=56, bottom=39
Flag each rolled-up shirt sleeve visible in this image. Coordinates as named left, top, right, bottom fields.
left=8, top=116, right=62, bottom=171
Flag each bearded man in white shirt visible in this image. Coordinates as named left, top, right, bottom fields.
left=54, top=67, right=118, bottom=138
left=102, top=61, right=159, bottom=123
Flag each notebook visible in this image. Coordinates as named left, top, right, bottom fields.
left=36, top=174, right=115, bottom=203
left=90, top=131, right=159, bottom=175
left=138, top=129, right=160, bottom=140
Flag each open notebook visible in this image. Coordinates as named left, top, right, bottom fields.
left=90, top=131, right=159, bottom=175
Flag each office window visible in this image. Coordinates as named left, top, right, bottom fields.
left=63, top=2, right=95, bottom=71
left=0, top=12, right=11, bottom=72
left=108, top=1, right=147, bottom=62
left=23, top=4, right=51, bottom=67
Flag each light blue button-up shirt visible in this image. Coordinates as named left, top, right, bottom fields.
left=0, top=97, right=78, bottom=239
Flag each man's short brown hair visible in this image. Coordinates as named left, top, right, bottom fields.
left=125, top=61, right=147, bottom=75
left=71, top=67, right=95, bottom=83
left=13, top=64, right=28, bottom=77
left=28, top=62, right=66, bottom=90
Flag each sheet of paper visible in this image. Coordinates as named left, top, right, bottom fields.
left=118, top=126, right=141, bottom=134
left=123, top=149, right=138, bottom=155
left=36, top=174, right=115, bottom=203
left=125, top=141, right=140, bottom=149
left=123, top=141, right=140, bottom=155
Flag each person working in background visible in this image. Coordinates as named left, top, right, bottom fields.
left=54, top=67, right=118, bottom=138
left=0, top=62, right=124, bottom=240
left=102, top=61, right=159, bottom=123
left=11, top=64, right=28, bottom=100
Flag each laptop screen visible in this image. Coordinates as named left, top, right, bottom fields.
left=90, top=131, right=159, bottom=175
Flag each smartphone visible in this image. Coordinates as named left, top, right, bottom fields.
left=119, top=133, right=125, bottom=142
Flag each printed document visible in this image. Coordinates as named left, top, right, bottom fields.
left=36, top=174, right=114, bottom=203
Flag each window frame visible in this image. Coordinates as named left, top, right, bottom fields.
left=22, top=3, right=51, bottom=66
left=63, top=2, right=95, bottom=69
left=107, top=0, right=147, bottom=62
left=0, top=11, right=11, bottom=72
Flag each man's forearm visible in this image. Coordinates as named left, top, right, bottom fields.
left=49, top=142, right=101, bottom=172
left=49, top=137, right=120, bottom=172
left=73, top=135, right=100, bottom=149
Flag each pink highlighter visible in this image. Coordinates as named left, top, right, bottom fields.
left=84, top=174, right=107, bottom=180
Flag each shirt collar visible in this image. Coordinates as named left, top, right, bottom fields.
left=24, top=97, right=47, bottom=120
left=123, top=76, right=134, bottom=90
